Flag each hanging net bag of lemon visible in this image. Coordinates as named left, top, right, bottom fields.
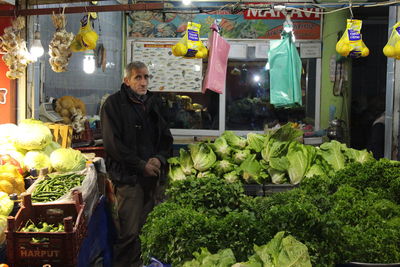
left=171, top=22, right=208, bottom=59
left=383, top=21, right=400, bottom=60
left=336, top=19, right=369, bottom=58
left=70, top=14, right=99, bottom=52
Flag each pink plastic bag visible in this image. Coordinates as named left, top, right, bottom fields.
left=202, top=23, right=230, bottom=94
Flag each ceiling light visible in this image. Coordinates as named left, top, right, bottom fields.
left=30, top=30, right=44, bottom=59
left=83, top=50, right=96, bottom=74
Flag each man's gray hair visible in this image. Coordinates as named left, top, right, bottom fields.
left=124, top=61, right=148, bottom=78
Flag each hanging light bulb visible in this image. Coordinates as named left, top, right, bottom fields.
left=83, top=50, right=96, bottom=74
left=30, top=30, right=44, bottom=59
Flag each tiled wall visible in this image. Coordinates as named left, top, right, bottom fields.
left=39, top=1, right=123, bottom=115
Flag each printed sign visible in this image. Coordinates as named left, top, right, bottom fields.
left=130, top=41, right=203, bottom=92
left=127, top=4, right=321, bottom=40
left=244, top=7, right=321, bottom=20
left=300, top=42, right=321, bottom=58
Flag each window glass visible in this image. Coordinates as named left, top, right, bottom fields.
left=155, top=90, right=220, bottom=130
left=225, top=58, right=316, bottom=131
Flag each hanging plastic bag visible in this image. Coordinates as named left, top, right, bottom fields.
left=70, top=14, right=99, bottom=52
left=268, top=30, right=302, bottom=107
left=202, top=22, right=230, bottom=94
left=336, top=19, right=369, bottom=58
left=171, top=22, right=208, bottom=59
left=383, top=21, right=400, bottom=59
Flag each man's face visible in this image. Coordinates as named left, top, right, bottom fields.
left=124, top=67, right=149, bottom=95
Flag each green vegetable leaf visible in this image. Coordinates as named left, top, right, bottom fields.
left=222, top=131, right=247, bottom=149
left=246, top=133, right=266, bottom=153
left=318, top=141, right=346, bottom=171
left=287, top=143, right=315, bottom=184
left=189, top=143, right=217, bottom=172
left=212, top=136, right=232, bottom=159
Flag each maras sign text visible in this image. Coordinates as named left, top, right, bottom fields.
left=244, top=8, right=321, bottom=20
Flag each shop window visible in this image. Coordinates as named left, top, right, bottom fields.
left=128, top=39, right=319, bottom=134
left=155, top=90, right=220, bottom=130
left=225, top=58, right=316, bottom=131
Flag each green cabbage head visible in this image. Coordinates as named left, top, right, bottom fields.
left=168, top=165, right=186, bottom=181
left=14, top=120, right=52, bottom=150
left=24, top=151, right=51, bottom=170
left=50, top=148, right=86, bottom=172
left=188, top=143, right=216, bottom=172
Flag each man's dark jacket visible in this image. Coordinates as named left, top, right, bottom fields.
left=100, top=84, right=173, bottom=185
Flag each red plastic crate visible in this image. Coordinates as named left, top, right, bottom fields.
left=6, top=192, right=87, bottom=267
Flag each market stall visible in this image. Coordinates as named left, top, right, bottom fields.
left=0, top=0, right=399, bottom=266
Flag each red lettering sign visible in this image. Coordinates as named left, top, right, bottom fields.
left=244, top=7, right=321, bottom=20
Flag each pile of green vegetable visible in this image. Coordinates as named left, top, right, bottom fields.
left=31, top=172, right=85, bottom=202
left=141, top=159, right=400, bottom=266
left=0, top=120, right=87, bottom=173
left=20, top=220, right=65, bottom=233
left=168, top=123, right=374, bottom=185
left=182, top=232, right=312, bottom=267
left=19, top=220, right=66, bottom=243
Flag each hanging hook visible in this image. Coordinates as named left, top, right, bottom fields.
left=283, top=11, right=293, bottom=33
left=349, top=0, right=354, bottom=20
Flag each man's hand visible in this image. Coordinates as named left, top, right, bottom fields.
left=148, top=157, right=161, bottom=169
left=143, top=159, right=161, bottom=177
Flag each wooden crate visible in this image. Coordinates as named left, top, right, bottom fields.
left=72, top=121, right=94, bottom=145
left=45, top=123, right=73, bottom=148
left=6, top=192, right=87, bottom=267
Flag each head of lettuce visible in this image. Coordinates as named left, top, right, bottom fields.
left=50, top=148, right=86, bottom=172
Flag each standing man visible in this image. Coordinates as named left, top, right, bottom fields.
left=101, top=61, right=173, bottom=267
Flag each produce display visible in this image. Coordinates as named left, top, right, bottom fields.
left=31, top=172, right=85, bottom=202
left=0, top=16, right=34, bottom=79
left=168, top=123, right=374, bottom=185
left=141, top=159, right=400, bottom=266
left=49, top=11, right=74, bottom=73
left=0, top=120, right=86, bottom=175
left=0, top=119, right=91, bottom=265
left=182, top=232, right=312, bottom=267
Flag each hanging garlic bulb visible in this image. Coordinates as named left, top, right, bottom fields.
left=0, top=16, right=35, bottom=79
left=49, top=11, right=74, bottom=72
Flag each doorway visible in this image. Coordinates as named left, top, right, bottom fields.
left=350, top=7, right=388, bottom=155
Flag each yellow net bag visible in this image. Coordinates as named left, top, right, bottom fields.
left=171, top=22, right=208, bottom=59
left=383, top=22, right=400, bottom=59
left=70, top=14, right=99, bottom=52
left=336, top=19, right=369, bottom=58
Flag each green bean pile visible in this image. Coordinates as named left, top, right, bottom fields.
left=31, top=173, right=85, bottom=202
